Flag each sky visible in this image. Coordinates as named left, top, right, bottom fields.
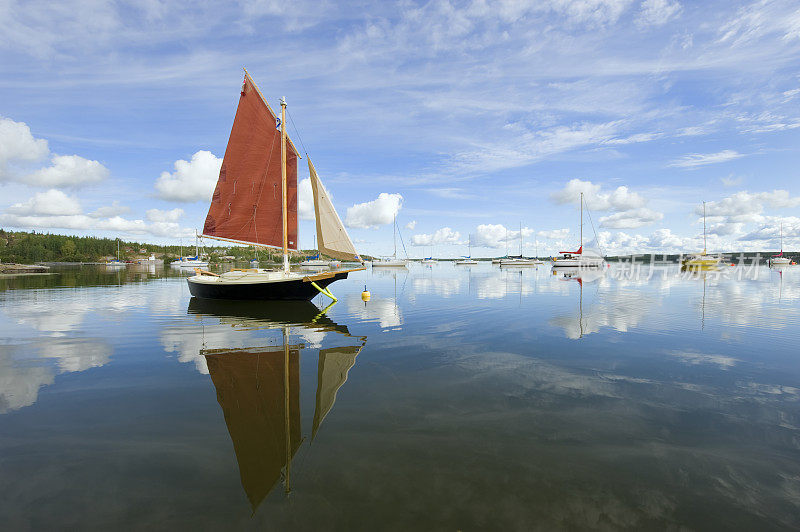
left=1, top=0, right=800, bottom=258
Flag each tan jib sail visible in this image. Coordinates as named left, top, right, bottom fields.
left=203, top=72, right=299, bottom=249
left=204, top=346, right=302, bottom=512
left=312, top=344, right=363, bottom=440
left=309, top=159, right=361, bottom=261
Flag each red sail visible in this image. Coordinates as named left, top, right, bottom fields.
left=203, top=73, right=298, bottom=249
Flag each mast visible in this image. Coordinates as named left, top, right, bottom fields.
left=580, top=192, right=583, bottom=249
left=519, top=222, right=523, bottom=256
left=393, top=215, right=397, bottom=259
left=282, top=326, right=291, bottom=494
left=703, top=201, right=707, bottom=255
left=780, top=221, right=783, bottom=253
left=281, top=97, right=289, bottom=274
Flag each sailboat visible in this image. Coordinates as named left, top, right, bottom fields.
left=300, top=232, right=329, bottom=268
left=500, top=223, right=543, bottom=266
left=768, top=221, right=793, bottom=267
left=190, top=299, right=366, bottom=509
left=455, top=234, right=478, bottom=265
left=187, top=71, right=364, bottom=300
left=681, top=201, right=722, bottom=270
left=173, top=234, right=209, bottom=267
left=552, top=193, right=605, bottom=268
left=105, top=238, right=126, bottom=268
left=420, top=247, right=437, bottom=265
left=372, top=215, right=408, bottom=267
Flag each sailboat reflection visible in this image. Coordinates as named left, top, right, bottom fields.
left=552, top=267, right=606, bottom=339
left=187, top=299, right=367, bottom=511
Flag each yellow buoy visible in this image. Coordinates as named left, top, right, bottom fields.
left=361, top=285, right=371, bottom=302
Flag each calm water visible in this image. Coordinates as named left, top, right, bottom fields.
left=1, top=263, right=799, bottom=530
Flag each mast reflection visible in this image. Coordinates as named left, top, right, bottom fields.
left=187, top=298, right=367, bottom=511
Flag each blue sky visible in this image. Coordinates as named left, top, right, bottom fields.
left=1, top=0, right=800, bottom=258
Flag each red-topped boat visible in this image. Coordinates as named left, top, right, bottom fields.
left=188, top=71, right=364, bottom=300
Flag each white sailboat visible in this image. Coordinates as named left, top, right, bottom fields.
left=768, top=221, right=793, bottom=267
left=681, top=201, right=722, bottom=270
left=174, top=234, right=209, bottom=267
left=455, top=234, right=478, bottom=265
left=500, top=222, right=543, bottom=266
left=372, top=215, right=408, bottom=267
left=187, top=71, right=364, bottom=300
left=105, top=239, right=126, bottom=268
left=552, top=193, right=605, bottom=268
left=421, top=247, right=437, bottom=265
left=300, top=232, right=329, bottom=268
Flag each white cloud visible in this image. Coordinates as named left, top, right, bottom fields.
left=538, top=228, right=570, bottom=240
left=669, top=150, right=743, bottom=168
left=0, top=117, right=49, bottom=177
left=411, top=227, right=460, bottom=246
left=599, top=207, right=663, bottom=228
left=647, top=228, right=686, bottom=249
left=473, top=224, right=534, bottom=248
left=636, top=0, right=681, bottom=27
left=720, top=174, right=743, bottom=187
left=345, top=192, right=403, bottom=229
left=26, top=154, right=109, bottom=187
left=90, top=200, right=130, bottom=218
left=0, top=190, right=194, bottom=239
left=154, top=150, right=222, bottom=202
left=701, top=190, right=800, bottom=220
left=739, top=216, right=800, bottom=242
left=406, top=220, right=417, bottom=230
left=552, top=179, right=647, bottom=211
left=146, top=208, right=184, bottom=223
left=298, top=177, right=314, bottom=220
left=7, top=189, right=82, bottom=216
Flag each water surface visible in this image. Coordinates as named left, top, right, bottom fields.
left=1, top=263, right=798, bottom=530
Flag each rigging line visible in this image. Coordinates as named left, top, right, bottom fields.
left=583, top=200, right=606, bottom=257
left=396, top=219, right=410, bottom=259
left=286, top=109, right=309, bottom=158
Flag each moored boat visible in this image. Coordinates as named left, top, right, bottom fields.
left=372, top=215, right=408, bottom=267
left=187, top=71, right=364, bottom=300
left=768, top=221, right=793, bottom=267
left=552, top=193, right=605, bottom=268
left=681, top=202, right=721, bottom=270
left=455, top=234, right=478, bottom=264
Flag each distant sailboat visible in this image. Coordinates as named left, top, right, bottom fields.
left=768, top=221, right=793, bottom=267
left=421, top=247, right=437, bottom=265
left=372, top=215, right=408, bottom=267
left=187, top=71, right=364, bottom=300
left=500, top=222, right=543, bottom=266
left=173, top=234, right=209, bottom=267
left=681, top=201, right=722, bottom=270
left=105, top=238, right=126, bottom=268
left=300, top=232, right=328, bottom=268
left=552, top=193, right=605, bottom=268
left=455, top=234, right=478, bottom=265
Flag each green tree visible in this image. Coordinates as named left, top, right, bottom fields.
left=61, top=239, right=77, bottom=259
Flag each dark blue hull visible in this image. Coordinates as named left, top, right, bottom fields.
left=187, top=271, right=350, bottom=300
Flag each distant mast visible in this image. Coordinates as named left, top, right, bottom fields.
left=580, top=192, right=583, bottom=250
left=703, top=201, right=707, bottom=255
